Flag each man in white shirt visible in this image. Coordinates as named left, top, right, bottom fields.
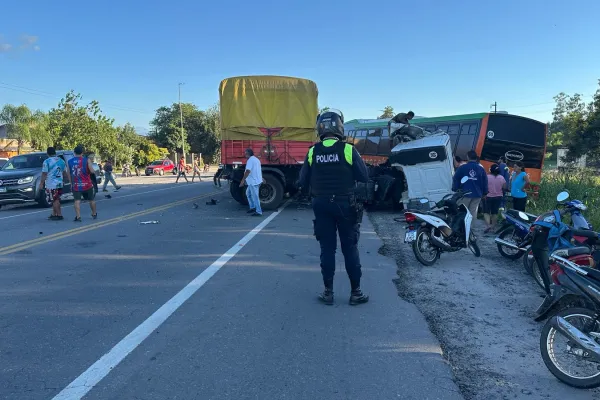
left=239, top=148, right=263, bottom=216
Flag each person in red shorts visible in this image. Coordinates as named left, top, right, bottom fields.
left=67, top=145, right=98, bottom=222
left=40, top=147, right=71, bottom=221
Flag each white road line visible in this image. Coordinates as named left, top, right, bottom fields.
left=51, top=201, right=289, bottom=400
left=0, top=183, right=209, bottom=221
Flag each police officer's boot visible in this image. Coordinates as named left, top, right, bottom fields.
left=318, top=287, right=334, bottom=305
left=349, top=288, right=369, bottom=305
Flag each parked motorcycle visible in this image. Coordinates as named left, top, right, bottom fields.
left=524, top=193, right=599, bottom=290
left=495, top=197, right=592, bottom=261
left=403, top=176, right=480, bottom=266
left=537, top=252, right=600, bottom=389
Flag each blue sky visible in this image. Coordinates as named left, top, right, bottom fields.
left=1, top=0, right=599, bottom=133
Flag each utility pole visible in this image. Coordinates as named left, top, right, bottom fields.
left=491, top=102, right=497, bottom=113
left=178, top=83, right=185, bottom=160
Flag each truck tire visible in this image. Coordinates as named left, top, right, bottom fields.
left=230, top=182, right=248, bottom=205
left=259, top=174, right=284, bottom=210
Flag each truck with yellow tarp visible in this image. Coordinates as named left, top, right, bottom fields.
left=219, top=75, right=319, bottom=209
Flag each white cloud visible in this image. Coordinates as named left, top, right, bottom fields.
left=0, top=34, right=40, bottom=53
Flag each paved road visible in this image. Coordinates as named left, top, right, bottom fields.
left=0, top=178, right=461, bottom=400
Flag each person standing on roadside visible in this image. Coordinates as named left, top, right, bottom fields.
left=299, top=109, right=370, bottom=306
left=483, top=164, right=507, bottom=233
left=510, top=161, right=529, bottom=212
left=239, top=148, right=262, bottom=216
left=176, top=156, right=189, bottom=183
left=213, top=164, right=224, bottom=188
left=102, top=159, right=121, bottom=192
left=497, top=156, right=510, bottom=210
left=191, top=157, right=203, bottom=182
left=40, top=147, right=71, bottom=220
left=68, top=146, right=98, bottom=222
left=452, top=150, right=488, bottom=229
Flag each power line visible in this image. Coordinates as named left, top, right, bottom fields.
left=0, top=81, right=155, bottom=115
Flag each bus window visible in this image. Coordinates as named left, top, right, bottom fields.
left=447, top=124, right=460, bottom=153
left=354, top=129, right=367, bottom=153
left=455, top=123, right=477, bottom=159
left=364, top=129, right=381, bottom=154
left=378, top=128, right=392, bottom=156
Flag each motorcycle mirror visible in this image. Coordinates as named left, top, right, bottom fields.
left=460, top=176, right=469, bottom=184
left=419, top=198, right=429, bottom=204
left=518, top=211, right=529, bottom=221
left=556, top=191, right=569, bottom=202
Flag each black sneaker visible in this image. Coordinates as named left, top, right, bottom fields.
left=252, top=212, right=263, bottom=217
left=92, top=214, right=98, bottom=220
left=349, top=288, right=369, bottom=305
left=74, top=217, right=82, bottom=222
left=318, top=288, right=334, bottom=305
left=246, top=208, right=256, bottom=214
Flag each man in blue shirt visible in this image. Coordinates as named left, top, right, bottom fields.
left=452, top=150, right=488, bottom=229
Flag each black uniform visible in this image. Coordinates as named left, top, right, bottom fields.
left=299, top=138, right=369, bottom=292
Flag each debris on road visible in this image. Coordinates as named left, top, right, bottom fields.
left=206, top=199, right=218, bottom=205
left=105, top=194, right=112, bottom=199
left=193, top=203, right=199, bottom=209
left=139, top=220, right=160, bottom=225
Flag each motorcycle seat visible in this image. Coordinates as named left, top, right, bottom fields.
left=571, top=229, right=599, bottom=239
left=553, top=246, right=592, bottom=258
left=581, top=267, right=600, bottom=282
left=506, top=209, right=537, bottom=222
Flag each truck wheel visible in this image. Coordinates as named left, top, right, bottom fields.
left=230, top=182, right=249, bottom=205
left=260, top=174, right=284, bottom=210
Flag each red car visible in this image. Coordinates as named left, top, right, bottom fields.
left=145, top=159, right=176, bottom=176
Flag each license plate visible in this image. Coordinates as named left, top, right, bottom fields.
left=0, top=187, right=6, bottom=193
left=405, top=230, right=417, bottom=243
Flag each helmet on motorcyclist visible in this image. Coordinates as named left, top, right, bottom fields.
left=316, top=109, right=344, bottom=140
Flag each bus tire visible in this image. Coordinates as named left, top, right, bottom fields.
left=260, top=174, right=284, bottom=210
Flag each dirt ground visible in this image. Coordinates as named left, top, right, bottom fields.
left=368, top=210, right=600, bottom=400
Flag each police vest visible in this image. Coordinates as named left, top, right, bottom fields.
left=308, top=139, right=355, bottom=196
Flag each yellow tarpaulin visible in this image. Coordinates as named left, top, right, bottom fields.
left=219, top=76, right=319, bottom=141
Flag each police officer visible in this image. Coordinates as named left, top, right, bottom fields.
left=299, top=109, right=370, bottom=305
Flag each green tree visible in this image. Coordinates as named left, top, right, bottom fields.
left=29, top=110, right=54, bottom=151
left=149, top=103, right=189, bottom=153
left=0, top=104, right=33, bottom=154
left=378, top=106, right=395, bottom=119
left=551, top=80, right=600, bottom=163
left=133, top=139, right=168, bottom=167
left=150, top=103, right=221, bottom=161
left=319, top=106, right=330, bottom=113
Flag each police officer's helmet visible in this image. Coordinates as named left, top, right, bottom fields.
left=316, top=109, right=344, bottom=140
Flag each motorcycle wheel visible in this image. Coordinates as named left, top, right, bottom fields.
left=468, top=238, right=481, bottom=257
left=411, top=227, right=440, bottom=266
left=523, top=248, right=534, bottom=275
left=540, top=307, right=600, bottom=389
left=496, top=226, right=525, bottom=260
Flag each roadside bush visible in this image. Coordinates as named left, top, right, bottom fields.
left=528, top=168, right=600, bottom=228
